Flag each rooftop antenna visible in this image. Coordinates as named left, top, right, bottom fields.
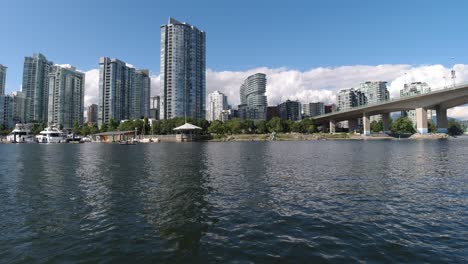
left=404, top=72, right=407, bottom=87
left=451, top=57, right=456, bottom=87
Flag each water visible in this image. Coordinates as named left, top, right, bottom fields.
left=0, top=139, right=467, bottom=263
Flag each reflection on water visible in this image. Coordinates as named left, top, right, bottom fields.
left=0, top=139, right=467, bottom=263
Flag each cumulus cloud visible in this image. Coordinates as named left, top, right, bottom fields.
left=84, top=69, right=100, bottom=108
left=150, top=75, right=160, bottom=97
left=206, top=65, right=409, bottom=106
left=84, top=64, right=468, bottom=119
left=56, top=64, right=74, bottom=69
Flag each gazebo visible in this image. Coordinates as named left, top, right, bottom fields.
left=173, top=123, right=202, bottom=142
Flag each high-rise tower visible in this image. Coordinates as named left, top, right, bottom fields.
left=160, top=17, right=206, bottom=120
left=47, top=65, right=85, bottom=129
left=133, top=69, right=151, bottom=119
left=22, top=53, right=53, bottom=122
left=0, top=64, right=6, bottom=95
left=98, top=57, right=135, bottom=126
left=238, top=73, right=267, bottom=121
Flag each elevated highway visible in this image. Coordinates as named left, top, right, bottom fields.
left=312, top=82, right=468, bottom=135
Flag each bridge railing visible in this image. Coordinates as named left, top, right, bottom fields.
left=314, top=81, right=468, bottom=119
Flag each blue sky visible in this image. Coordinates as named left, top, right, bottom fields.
left=1, top=0, right=468, bottom=93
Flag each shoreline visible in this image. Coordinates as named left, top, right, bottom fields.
left=0, top=133, right=454, bottom=144
left=205, top=133, right=451, bottom=142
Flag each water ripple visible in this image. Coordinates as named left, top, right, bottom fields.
left=0, top=140, right=467, bottom=263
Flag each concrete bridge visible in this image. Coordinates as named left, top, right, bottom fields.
left=312, top=82, right=468, bottom=135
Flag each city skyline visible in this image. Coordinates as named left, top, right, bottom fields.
left=1, top=1, right=468, bottom=119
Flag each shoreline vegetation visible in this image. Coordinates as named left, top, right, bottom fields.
left=207, top=132, right=450, bottom=142
left=0, top=116, right=462, bottom=143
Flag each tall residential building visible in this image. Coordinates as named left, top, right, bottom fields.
left=47, top=65, right=85, bottom=129
left=11, top=91, right=30, bottom=125
left=303, top=102, right=325, bottom=117
left=359, top=81, right=390, bottom=105
left=0, top=95, right=13, bottom=128
left=324, top=103, right=336, bottom=114
left=0, top=91, right=29, bottom=128
left=337, top=88, right=367, bottom=129
left=22, top=53, right=53, bottom=122
left=0, top=64, right=6, bottom=95
left=207, top=91, right=228, bottom=122
left=360, top=81, right=390, bottom=121
left=238, top=73, right=267, bottom=121
left=133, top=69, right=151, bottom=119
left=98, top=57, right=135, bottom=126
left=160, top=17, right=206, bottom=120
left=400, top=82, right=431, bottom=97
left=87, top=104, right=98, bottom=124
left=337, top=88, right=367, bottom=112
left=266, top=106, right=279, bottom=121
left=278, top=100, right=302, bottom=121
left=400, top=82, right=433, bottom=127
left=150, top=96, right=160, bottom=120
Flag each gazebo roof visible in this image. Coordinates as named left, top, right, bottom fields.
left=173, top=123, right=202, bottom=131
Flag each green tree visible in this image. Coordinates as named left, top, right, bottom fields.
left=118, top=119, right=145, bottom=134
left=81, top=124, right=91, bottom=136
left=90, top=123, right=100, bottom=134
left=447, top=119, right=463, bottom=136
left=428, top=120, right=437, bottom=133
left=243, top=120, right=256, bottom=134
left=0, top=124, right=12, bottom=136
left=225, top=118, right=244, bottom=134
left=267, top=117, right=284, bottom=133
left=73, top=121, right=81, bottom=135
left=208, top=120, right=225, bottom=135
left=151, top=121, right=162, bottom=135
left=290, top=119, right=316, bottom=134
left=143, top=117, right=151, bottom=135
left=109, top=118, right=119, bottom=131
left=256, top=120, right=268, bottom=134
left=100, top=123, right=108, bottom=133
left=284, top=120, right=294, bottom=133
left=31, top=122, right=47, bottom=135
left=291, top=121, right=303, bottom=133
left=370, top=120, right=383, bottom=133
left=302, top=118, right=316, bottom=134
left=390, top=117, right=415, bottom=134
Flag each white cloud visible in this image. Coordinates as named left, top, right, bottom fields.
left=150, top=75, right=160, bottom=97
left=56, top=64, right=74, bottom=69
left=206, top=65, right=410, bottom=106
left=84, top=64, right=468, bottom=119
left=84, top=69, right=100, bottom=108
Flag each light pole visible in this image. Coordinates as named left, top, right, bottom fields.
left=451, top=57, right=456, bottom=87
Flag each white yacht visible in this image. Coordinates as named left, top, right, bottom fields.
left=36, top=125, right=66, bottom=143
left=7, top=124, right=35, bottom=143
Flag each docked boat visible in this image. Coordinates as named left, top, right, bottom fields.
left=119, top=140, right=137, bottom=145
left=36, top=125, right=66, bottom=143
left=6, top=124, right=35, bottom=143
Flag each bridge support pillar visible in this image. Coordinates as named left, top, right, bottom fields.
left=329, top=120, right=336, bottom=133
left=382, top=113, right=391, bottom=134
left=416, top=107, right=428, bottom=134
left=436, top=106, right=448, bottom=133
left=363, top=113, right=371, bottom=136
left=348, top=119, right=358, bottom=133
